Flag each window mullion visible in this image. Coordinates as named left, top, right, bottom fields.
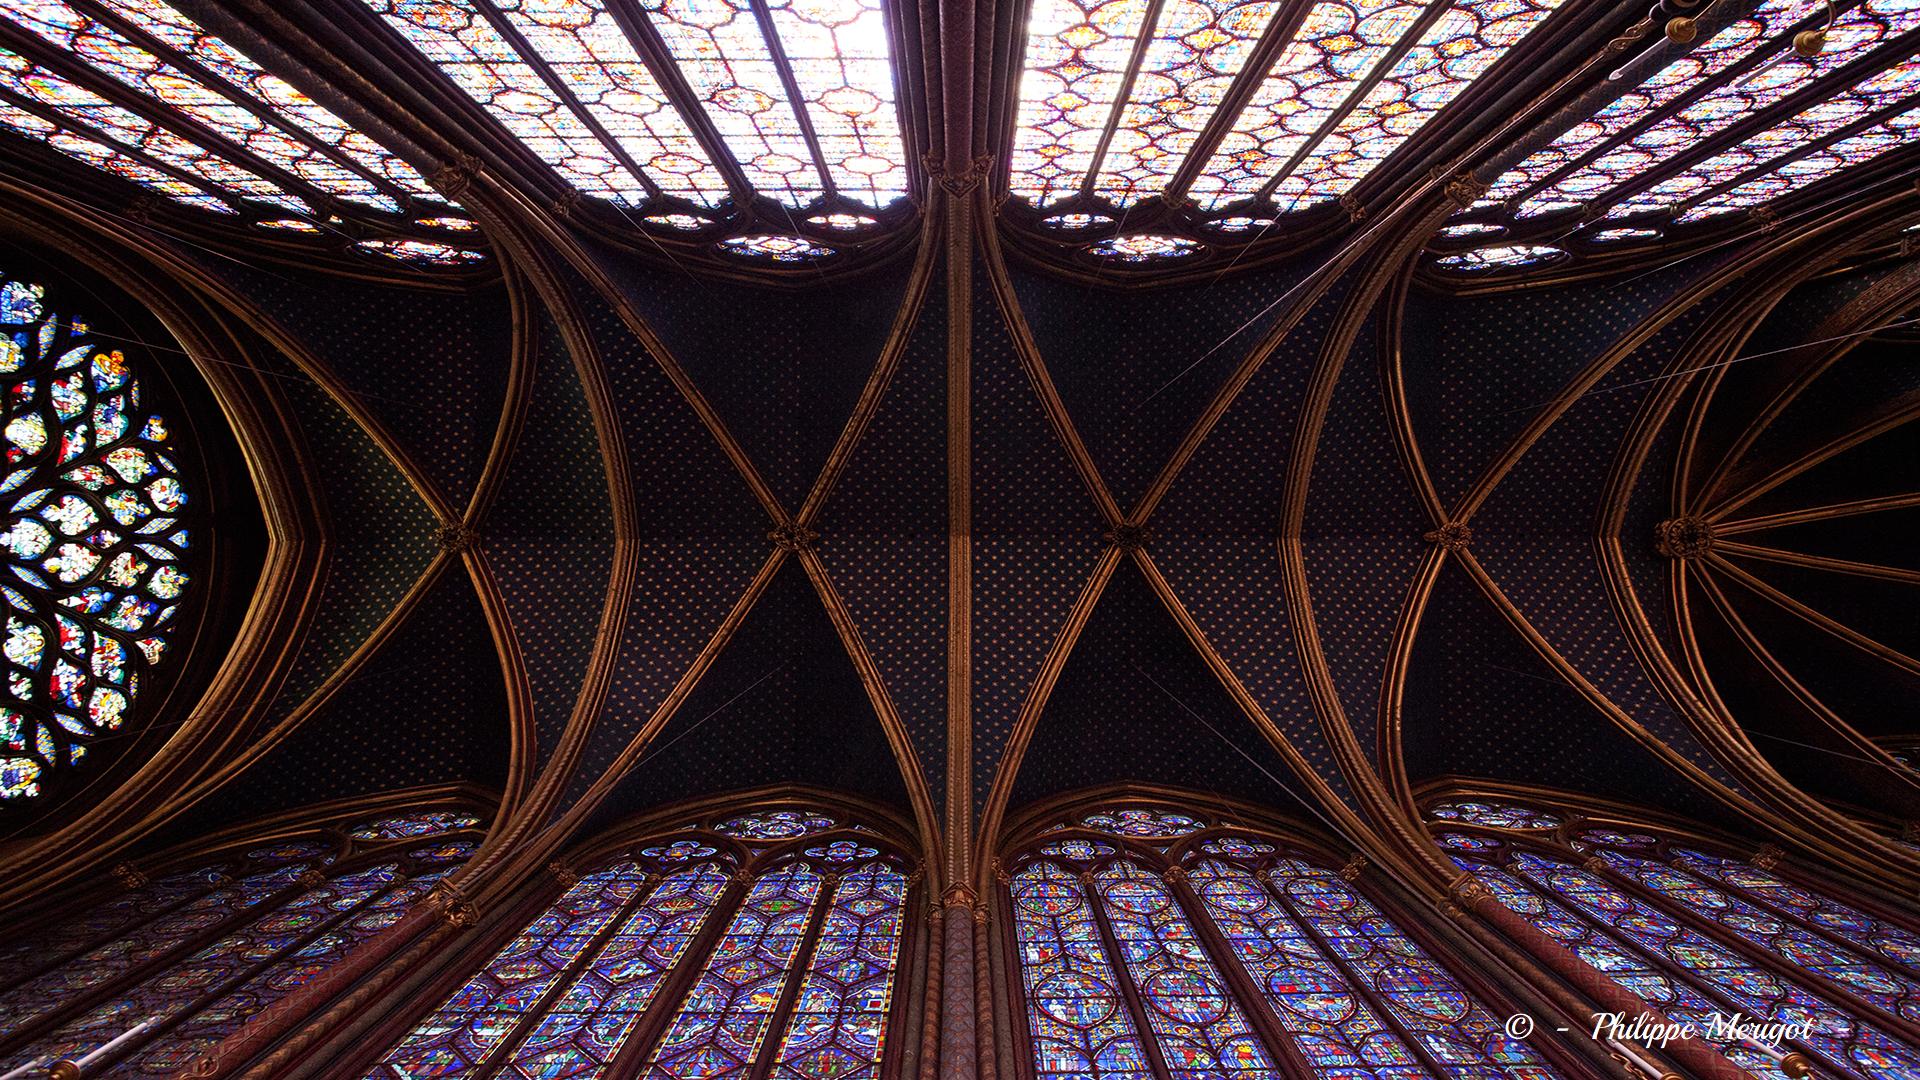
left=1495, top=852, right=1855, bottom=1077
left=1078, top=0, right=1171, bottom=198
left=470, top=870, right=667, bottom=1080
left=747, top=869, right=845, bottom=1080
left=0, top=15, right=339, bottom=211
left=1078, top=867, right=1177, bottom=1080
left=1161, top=0, right=1321, bottom=203
left=62, top=0, right=415, bottom=205
left=741, top=0, right=838, bottom=198
left=465, top=0, right=664, bottom=202
left=0, top=872, right=226, bottom=996
left=601, top=868, right=758, bottom=1080
left=601, top=0, right=760, bottom=206
left=1578, top=852, right=1920, bottom=1046
left=1503, top=0, right=1858, bottom=207
left=1157, top=865, right=1319, bottom=1080
left=1262, top=866, right=1462, bottom=1079
left=1254, top=0, right=1456, bottom=203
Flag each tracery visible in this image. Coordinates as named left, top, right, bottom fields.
left=1426, top=795, right=1920, bottom=1079
left=0, top=804, right=485, bottom=1076
left=0, top=268, right=194, bottom=804
left=1003, top=800, right=1567, bottom=1079
left=365, top=802, right=917, bottom=1080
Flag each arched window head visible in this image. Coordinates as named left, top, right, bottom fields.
left=367, top=801, right=920, bottom=1080
left=0, top=801, right=484, bottom=1076
left=1427, top=792, right=1920, bottom=1078
left=0, top=269, right=195, bottom=805
left=1003, top=799, right=1569, bottom=1079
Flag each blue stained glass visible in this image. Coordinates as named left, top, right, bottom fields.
left=768, top=862, right=909, bottom=1080
left=1189, top=857, right=1426, bottom=1075
left=365, top=862, right=652, bottom=1079
left=1513, top=849, right=1920, bottom=1079
left=501, top=863, right=731, bottom=1080
left=346, top=808, right=482, bottom=841
left=643, top=862, right=826, bottom=1079
left=1011, top=861, right=1152, bottom=1079
left=1080, top=808, right=1204, bottom=838
left=1427, top=800, right=1563, bottom=830
left=1670, top=847, right=1920, bottom=973
left=1096, top=861, right=1275, bottom=1078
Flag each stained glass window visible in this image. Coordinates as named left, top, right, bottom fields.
left=1426, top=799, right=1563, bottom=830
left=1010, top=0, right=1569, bottom=217
left=1006, top=803, right=1566, bottom=1079
left=0, top=808, right=477, bottom=1077
left=1431, top=795, right=1920, bottom=1079
left=0, top=270, right=194, bottom=804
left=346, top=807, right=485, bottom=840
left=367, top=805, right=916, bottom=1080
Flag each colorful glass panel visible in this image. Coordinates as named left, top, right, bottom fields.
left=634, top=0, right=824, bottom=206
left=767, top=861, right=909, bottom=1080
left=1439, top=838, right=1787, bottom=1075
left=358, top=0, right=653, bottom=205
left=1091, top=0, right=1284, bottom=207
left=0, top=2, right=398, bottom=210
left=642, top=862, right=826, bottom=1078
left=353, top=238, right=490, bottom=265
left=0, top=272, right=194, bottom=801
left=1433, top=243, right=1564, bottom=270
left=1189, top=0, right=1433, bottom=210
left=1594, top=848, right=1920, bottom=1022
left=1188, top=857, right=1430, bottom=1077
left=500, top=863, right=731, bottom=1079
left=1482, top=0, right=1828, bottom=203
left=1086, top=234, right=1202, bottom=261
left=0, top=862, right=396, bottom=1074
left=1426, top=799, right=1563, bottom=830
left=714, top=809, right=837, bottom=839
left=486, top=0, right=729, bottom=207
left=1517, top=0, right=1920, bottom=217
left=718, top=234, right=837, bottom=261
left=0, top=98, right=232, bottom=212
left=118, top=864, right=456, bottom=1075
left=1008, top=0, right=1155, bottom=206
left=1514, top=849, right=1920, bottom=1078
left=1265, top=857, right=1555, bottom=1076
left=1612, top=55, right=1920, bottom=218
left=1094, top=861, right=1276, bottom=1078
left=763, top=0, right=910, bottom=207
left=1079, top=808, right=1205, bottom=836
left=346, top=808, right=483, bottom=840
left=88, top=0, right=440, bottom=200
left=365, top=862, right=651, bottom=1078
left=1677, top=97, right=1920, bottom=221
left=1285, top=0, right=1566, bottom=202
left=1669, top=846, right=1920, bottom=973
left=1009, top=861, right=1152, bottom=1079
left=0, top=46, right=305, bottom=211
left=0, top=864, right=221, bottom=990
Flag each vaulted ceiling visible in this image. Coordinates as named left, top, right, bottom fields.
left=0, top=0, right=1915, bottom=909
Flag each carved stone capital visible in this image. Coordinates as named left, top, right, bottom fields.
left=1749, top=204, right=1779, bottom=234
left=1654, top=516, right=1715, bottom=559
left=1338, top=853, right=1367, bottom=882
left=1750, top=843, right=1784, bottom=871
left=1423, top=521, right=1473, bottom=551
left=550, top=188, right=585, bottom=220
left=124, top=195, right=162, bottom=225
left=427, top=879, right=478, bottom=929
left=926, top=153, right=994, bottom=196
left=991, top=858, right=1011, bottom=886
left=297, top=868, right=329, bottom=889
left=1161, top=865, right=1188, bottom=884
left=111, top=862, right=148, bottom=890
left=942, top=883, right=978, bottom=909
left=1447, top=874, right=1493, bottom=913
left=1339, top=192, right=1367, bottom=223
left=1104, top=523, right=1151, bottom=551
left=430, top=153, right=482, bottom=200
left=1582, top=856, right=1611, bottom=876
left=1441, top=172, right=1490, bottom=210
left=548, top=861, right=580, bottom=887
left=972, top=902, right=990, bottom=925
left=768, top=522, right=819, bottom=552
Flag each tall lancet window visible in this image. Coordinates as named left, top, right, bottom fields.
left=1000, top=801, right=1569, bottom=1080
left=1428, top=795, right=1920, bottom=1079
left=0, top=803, right=484, bottom=1077
left=365, top=803, right=920, bottom=1080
